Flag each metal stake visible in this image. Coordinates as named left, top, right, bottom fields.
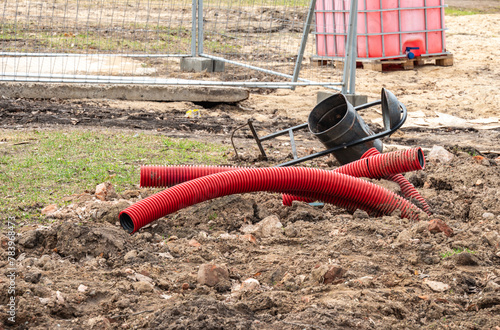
left=289, top=129, right=298, bottom=159
left=247, top=120, right=268, bottom=160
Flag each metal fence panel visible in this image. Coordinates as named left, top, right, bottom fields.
left=1, top=0, right=195, bottom=83
left=0, top=0, right=354, bottom=89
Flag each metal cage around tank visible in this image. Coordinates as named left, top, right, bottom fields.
left=314, top=0, right=449, bottom=61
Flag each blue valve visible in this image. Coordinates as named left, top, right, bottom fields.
left=405, top=47, right=419, bottom=59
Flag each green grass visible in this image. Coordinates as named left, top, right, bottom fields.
left=0, top=23, right=191, bottom=53
left=0, top=129, right=228, bottom=223
left=445, top=7, right=481, bottom=16
left=440, top=247, right=475, bottom=259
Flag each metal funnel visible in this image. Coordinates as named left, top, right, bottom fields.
left=308, top=93, right=383, bottom=165
left=382, top=88, right=402, bottom=130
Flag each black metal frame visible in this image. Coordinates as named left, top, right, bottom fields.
left=230, top=99, right=407, bottom=167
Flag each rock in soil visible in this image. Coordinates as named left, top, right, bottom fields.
left=428, top=218, right=454, bottom=237
left=240, top=214, right=283, bottom=238
left=425, top=280, right=450, bottom=292
left=197, top=264, right=230, bottom=287
left=95, top=181, right=118, bottom=201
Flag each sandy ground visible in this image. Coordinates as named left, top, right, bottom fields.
left=237, top=13, right=500, bottom=128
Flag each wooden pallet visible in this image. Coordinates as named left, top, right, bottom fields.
left=311, top=54, right=453, bottom=72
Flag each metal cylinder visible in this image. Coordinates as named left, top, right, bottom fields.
left=308, top=93, right=382, bottom=164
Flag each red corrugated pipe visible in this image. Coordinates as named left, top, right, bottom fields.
left=120, top=167, right=422, bottom=234
left=140, top=148, right=424, bottom=187
left=361, top=148, right=432, bottom=215
left=141, top=165, right=388, bottom=213
left=283, top=147, right=427, bottom=207
left=140, top=165, right=239, bottom=188
left=140, top=148, right=426, bottom=210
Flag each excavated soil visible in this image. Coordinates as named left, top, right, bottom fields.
left=0, top=95, right=499, bottom=329
left=0, top=151, right=499, bottom=329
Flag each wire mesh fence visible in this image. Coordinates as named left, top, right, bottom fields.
left=0, top=0, right=353, bottom=89
left=200, top=0, right=317, bottom=83
left=0, top=0, right=195, bottom=83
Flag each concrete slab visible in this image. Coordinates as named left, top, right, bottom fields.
left=0, top=82, right=249, bottom=103
left=0, top=55, right=242, bottom=102
left=317, top=91, right=368, bottom=107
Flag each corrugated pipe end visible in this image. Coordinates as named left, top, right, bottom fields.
left=361, top=147, right=425, bottom=171
left=119, top=211, right=135, bottom=234
left=417, top=148, right=425, bottom=169
left=361, top=147, right=431, bottom=216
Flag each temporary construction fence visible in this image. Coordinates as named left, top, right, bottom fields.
left=0, top=0, right=359, bottom=92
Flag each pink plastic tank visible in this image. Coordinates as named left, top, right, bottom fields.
left=315, top=0, right=446, bottom=59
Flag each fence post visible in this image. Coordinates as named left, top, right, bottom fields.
left=191, top=0, right=198, bottom=56
left=342, top=0, right=358, bottom=95
left=291, top=0, right=317, bottom=91
left=198, top=0, right=204, bottom=55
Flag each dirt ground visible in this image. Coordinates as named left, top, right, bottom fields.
left=1, top=8, right=500, bottom=330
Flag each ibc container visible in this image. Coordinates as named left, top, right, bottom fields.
left=315, top=0, right=447, bottom=59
